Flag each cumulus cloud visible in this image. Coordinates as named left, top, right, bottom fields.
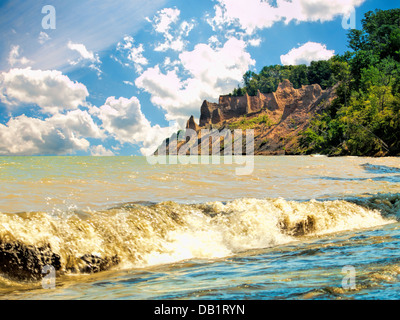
left=247, top=37, right=262, bottom=47
left=91, top=96, right=151, bottom=143
left=0, top=68, right=89, bottom=114
left=90, top=145, right=115, bottom=156
left=50, top=109, right=104, bottom=139
left=280, top=42, right=335, bottom=66
left=162, top=57, right=181, bottom=70
left=8, top=45, right=31, bottom=67
left=291, top=0, right=363, bottom=22
left=149, top=7, right=195, bottom=52
left=0, top=66, right=174, bottom=156
left=0, top=110, right=103, bottom=156
left=116, top=36, right=149, bottom=73
left=151, top=7, right=180, bottom=33
left=208, top=0, right=281, bottom=34
left=139, top=124, right=179, bottom=156
left=135, top=37, right=255, bottom=123
left=209, top=0, right=365, bottom=34
left=91, top=96, right=178, bottom=156
left=208, top=35, right=221, bottom=47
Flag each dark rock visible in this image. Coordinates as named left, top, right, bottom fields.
left=79, top=254, right=120, bottom=274
left=0, top=240, right=121, bottom=281
left=279, top=216, right=316, bottom=237
left=0, top=241, right=61, bottom=281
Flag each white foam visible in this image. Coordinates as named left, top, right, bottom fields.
left=0, top=196, right=397, bottom=271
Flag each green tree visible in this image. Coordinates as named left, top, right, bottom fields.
left=307, top=60, right=336, bottom=89
left=231, top=8, right=400, bottom=156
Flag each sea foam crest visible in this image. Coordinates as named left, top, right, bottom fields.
left=0, top=194, right=398, bottom=280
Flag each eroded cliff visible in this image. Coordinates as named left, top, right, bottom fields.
left=157, top=79, right=337, bottom=155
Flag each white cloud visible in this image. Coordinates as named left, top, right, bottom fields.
left=155, top=36, right=185, bottom=53
left=116, top=36, right=149, bottom=73
left=149, top=7, right=195, bottom=52
left=50, top=109, right=104, bottom=139
left=163, top=57, right=181, bottom=70
left=67, top=41, right=102, bottom=77
left=91, top=96, right=150, bottom=144
left=247, top=37, right=262, bottom=47
left=0, top=68, right=89, bottom=114
left=0, top=66, right=176, bottom=156
left=209, top=0, right=365, bottom=34
left=38, top=32, right=51, bottom=45
left=135, top=37, right=255, bottom=124
left=139, top=124, right=178, bottom=156
left=90, top=145, right=115, bottom=156
left=152, top=7, right=180, bottom=33
left=123, top=80, right=134, bottom=86
left=68, top=42, right=97, bottom=61
left=208, top=35, right=221, bottom=47
left=0, top=1, right=167, bottom=72
left=290, top=0, right=364, bottom=23
left=0, top=110, right=103, bottom=156
left=136, top=66, right=187, bottom=122
left=280, top=42, right=335, bottom=66
left=180, top=38, right=253, bottom=88
left=91, top=96, right=178, bottom=156
left=88, top=64, right=102, bottom=77
left=8, top=45, right=31, bottom=67
left=208, top=0, right=281, bottom=34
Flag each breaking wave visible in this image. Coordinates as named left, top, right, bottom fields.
left=0, top=193, right=399, bottom=282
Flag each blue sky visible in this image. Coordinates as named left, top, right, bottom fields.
left=0, top=0, right=398, bottom=156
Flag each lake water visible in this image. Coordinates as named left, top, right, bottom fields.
left=0, top=155, right=400, bottom=300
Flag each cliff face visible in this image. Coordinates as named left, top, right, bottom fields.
left=186, top=115, right=199, bottom=132
left=200, top=89, right=275, bottom=126
left=198, top=80, right=326, bottom=127
left=185, top=79, right=337, bottom=155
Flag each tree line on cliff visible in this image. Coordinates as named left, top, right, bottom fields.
left=232, top=9, right=400, bottom=156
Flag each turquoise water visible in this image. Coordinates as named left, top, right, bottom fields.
left=0, top=156, right=400, bottom=300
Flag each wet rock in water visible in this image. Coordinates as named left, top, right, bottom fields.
left=279, top=215, right=316, bottom=237
left=0, top=240, right=121, bottom=281
left=291, top=216, right=316, bottom=236
left=79, top=254, right=120, bottom=274
left=0, top=241, right=61, bottom=281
